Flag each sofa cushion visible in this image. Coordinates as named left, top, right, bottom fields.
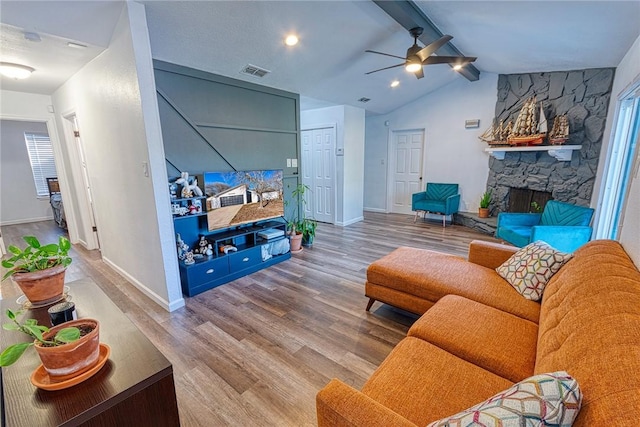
left=496, top=241, right=572, bottom=301
left=366, top=247, right=541, bottom=322
left=496, top=225, right=533, bottom=248
left=361, top=337, right=513, bottom=426
left=408, top=295, right=537, bottom=382
left=413, top=200, right=446, bottom=213
left=535, top=240, right=640, bottom=425
left=427, top=371, right=582, bottom=427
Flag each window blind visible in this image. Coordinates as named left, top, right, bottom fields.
left=24, top=132, right=57, bottom=197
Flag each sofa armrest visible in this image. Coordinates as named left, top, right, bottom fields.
left=316, top=379, right=418, bottom=427
left=531, top=226, right=593, bottom=253
left=468, top=240, right=518, bottom=269
left=445, top=194, right=461, bottom=214
left=496, top=212, right=542, bottom=228
left=412, top=191, right=426, bottom=204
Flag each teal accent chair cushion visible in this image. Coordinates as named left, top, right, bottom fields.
left=496, top=200, right=594, bottom=253
left=412, top=183, right=460, bottom=216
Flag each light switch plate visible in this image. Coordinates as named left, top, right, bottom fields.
left=291, top=158, right=298, bottom=167
left=286, top=158, right=292, bottom=167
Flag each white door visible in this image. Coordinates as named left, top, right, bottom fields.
left=65, top=115, right=100, bottom=249
left=301, top=127, right=335, bottom=224
left=389, top=130, right=424, bottom=215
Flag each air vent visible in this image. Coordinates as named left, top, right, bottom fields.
left=358, top=97, right=371, bottom=103
left=240, top=64, right=271, bottom=78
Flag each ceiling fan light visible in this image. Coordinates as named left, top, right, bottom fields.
left=453, top=64, right=463, bottom=71
left=0, top=62, right=35, bottom=79
left=405, top=63, right=421, bottom=73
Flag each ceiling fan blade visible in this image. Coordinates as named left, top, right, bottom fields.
left=415, top=35, right=453, bottom=62
left=365, top=50, right=407, bottom=60
left=414, top=67, right=424, bottom=79
left=365, top=63, right=405, bottom=75
left=422, top=56, right=477, bottom=65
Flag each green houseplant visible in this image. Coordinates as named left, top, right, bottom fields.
left=0, top=309, right=101, bottom=379
left=2, top=236, right=72, bottom=305
left=479, top=190, right=492, bottom=218
left=287, top=184, right=318, bottom=251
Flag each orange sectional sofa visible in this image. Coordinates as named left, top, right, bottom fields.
left=317, top=240, right=640, bottom=426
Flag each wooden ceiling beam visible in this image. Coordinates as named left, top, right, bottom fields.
left=373, top=0, right=480, bottom=82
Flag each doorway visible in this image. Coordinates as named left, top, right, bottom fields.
left=595, top=81, right=640, bottom=239
left=63, top=114, right=100, bottom=249
left=301, top=126, right=336, bottom=224
left=388, top=129, right=424, bottom=215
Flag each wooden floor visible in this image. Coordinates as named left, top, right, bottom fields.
left=1, top=212, right=497, bottom=426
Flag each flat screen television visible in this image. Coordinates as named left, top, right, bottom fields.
left=203, top=169, right=284, bottom=232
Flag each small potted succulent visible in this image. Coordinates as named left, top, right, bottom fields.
left=479, top=190, right=492, bottom=218
left=0, top=309, right=100, bottom=379
left=2, top=236, right=72, bottom=306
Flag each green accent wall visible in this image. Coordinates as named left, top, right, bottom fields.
left=153, top=60, right=301, bottom=225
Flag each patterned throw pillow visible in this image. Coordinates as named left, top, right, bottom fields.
left=427, top=371, right=582, bottom=427
left=496, top=241, right=573, bottom=301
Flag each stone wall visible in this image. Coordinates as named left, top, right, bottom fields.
left=486, top=68, right=614, bottom=215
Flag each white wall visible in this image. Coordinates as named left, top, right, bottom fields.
left=51, top=3, right=184, bottom=311
left=594, top=34, right=640, bottom=267
left=343, top=105, right=365, bottom=225
left=0, top=119, right=53, bottom=224
left=301, top=104, right=365, bottom=226
left=364, top=73, right=499, bottom=213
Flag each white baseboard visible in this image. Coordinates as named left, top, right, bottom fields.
left=336, top=216, right=364, bottom=227
left=363, top=207, right=387, bottom=213
left=102, top=256, right=185, bottom=312
left=0, top=216, right=54, bottom=226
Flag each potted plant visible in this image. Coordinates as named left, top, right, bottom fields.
left=286, top=183, right=318, bottom=252
left=479, top=190, right=492, bottom=218
left=2, top=236, right=72, bottom=306
left=0, top=309, right=100, bottom=379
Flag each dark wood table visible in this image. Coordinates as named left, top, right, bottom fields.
left=1, top=278, right=180, bottom=426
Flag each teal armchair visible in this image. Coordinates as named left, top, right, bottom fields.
left=412, top=183, right=460, bottom=227
left=496, top=200, right=594, bottom=253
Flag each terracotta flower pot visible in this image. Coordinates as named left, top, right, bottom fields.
left=34, top=318, right=100, bottom=380
left=12, top=264, right=66, bottom=306
left=289, top=232, right=303, bottom=253
left=478, top=208, right=490, bottom=218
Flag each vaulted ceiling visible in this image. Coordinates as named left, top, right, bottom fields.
left=1, top=1, right=639, bottom=115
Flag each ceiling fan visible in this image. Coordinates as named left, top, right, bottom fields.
left=365, top=27, right=477, bottom=79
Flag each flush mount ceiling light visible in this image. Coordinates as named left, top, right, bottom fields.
left=390, top=80, right=400, bottom=88
left=0, top=62, right=35, bottom=79
left=284, top=34, right=299, bottom=46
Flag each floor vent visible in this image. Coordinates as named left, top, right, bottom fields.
left=240, top=64, right=271, bottom=78
left=358, top=97, right=371, bottom=103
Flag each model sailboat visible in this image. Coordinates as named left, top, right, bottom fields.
left=479, top=119, right=513, bottom=146
left=549, top=114, right=569, bottom=145
left=508, top=97, right=547, bottom=146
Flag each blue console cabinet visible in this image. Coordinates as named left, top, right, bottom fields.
left=175, top=217, right=290, bottom=297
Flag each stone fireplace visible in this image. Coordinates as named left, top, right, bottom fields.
left=485, top=68, right=615, bottom=216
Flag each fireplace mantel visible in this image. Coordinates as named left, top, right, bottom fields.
left=485, top=145, right=582, bottom=162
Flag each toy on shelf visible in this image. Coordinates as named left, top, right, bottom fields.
left=196, top=236, right=213, bottom=257
left=176, top=234, right=190, bottom=260
left=175, top=172, right=203, bottom=199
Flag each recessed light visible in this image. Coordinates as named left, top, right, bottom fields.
left=453, top=64, right=463, bottom=71
left=67, top=42, right=87, bottom=49
left=284, top=35, right=299, bottom=46
left=390, top=80, right=400, bottom=88
left=0, top=62, right=35, bottom=79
